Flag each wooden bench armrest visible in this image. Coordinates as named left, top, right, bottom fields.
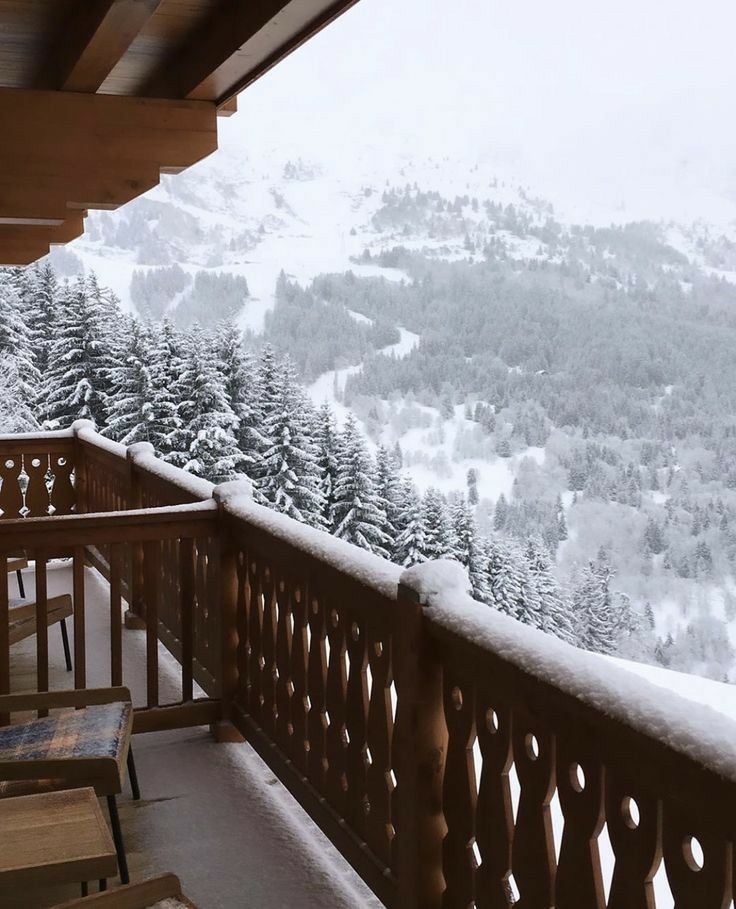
left=0, top=686, right=131, bottom=715
left=50, top=873, right=190, bottom=908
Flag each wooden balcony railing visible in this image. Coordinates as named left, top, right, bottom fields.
left=0, top=423, right=734, bottom=908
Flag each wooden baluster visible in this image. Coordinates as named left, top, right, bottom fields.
left=365, top=621, right=394, bottom=866
left=109, top=543, right=123, bottom=688
left=325, top=601, right=348, bottom=817
left=260, top=563, right=277, bottom=738
left=474, top=699, right=514, bottom=909
left=143, top=539, right=161, bottom=709
left=0, top=552, right=9, bottom=726
left=511, top=715, right=556, bottom=908
left=125, top=452, right=145, bottom=627
left=194, top=542, right=207, bottom=679
left=247, top=557, right=264, bottom=724
left=555, top=738, right=605, bottom=909
left=306, top=589, right=328, bottom=793
left=54, top=450, right=75, bottom=514
left=0, top=457, right=23, bottom=517
left=606, top=770, right=662, bottom=909
left=206, top=536, right=222, bottom=692
left=235, top=550, right=249, bottom=703
left=393, top=583, right=446, bottom=909
left=274, top=576, right=293, bottom=752
left=442, top=672, right=477, bottom=909
left=35, top=553, right=49, bottom=714
left=662, top=801, right=731, bottom=909
left=180, top=537, right=195, bottom=702
left=289, top=582, right=309, bottom=776
left=73, top=545, right=86, bottom=689
left=345, top=615, right=369, bottom=840
left=25, top=456, right=47, bottom=517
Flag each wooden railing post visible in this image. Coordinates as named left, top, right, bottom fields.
left=72, top=431, right=88, bottom=514
left=394, top=583, right=447, bottom=909
left=210, top=486, right=244, bottom=743
left=124, top=447, right=146, bottom=630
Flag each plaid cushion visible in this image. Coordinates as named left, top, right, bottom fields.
left=0, top=702, right=131, bottom=763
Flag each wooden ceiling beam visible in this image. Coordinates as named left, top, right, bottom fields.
left=0, top=89, right=217, bottom=223
left=36, top=0, right=163, bottom=93
left=0, top=218, right=86, bottom=266
left=138, top=0, right=290, bottom=100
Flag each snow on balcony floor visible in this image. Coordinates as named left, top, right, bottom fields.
left=6, top=562, right=381, bottom=909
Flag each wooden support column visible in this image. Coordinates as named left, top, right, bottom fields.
left=125, top=450, right=146, bottom=630
left=210, top=490, right=244, bottom=743
left=394, top=583, right=447, bottom=909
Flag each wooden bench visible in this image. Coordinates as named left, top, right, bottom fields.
left=52, top=874, right=197, bottom=907
left=0, top=787, right=117, bottom=892
left=8, top=593, right=73, bottom=671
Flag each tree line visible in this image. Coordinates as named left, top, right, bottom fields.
left=0, top=263, right=646, bottom=657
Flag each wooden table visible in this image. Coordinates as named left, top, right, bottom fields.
left=0, top=788, right=118, bottom=891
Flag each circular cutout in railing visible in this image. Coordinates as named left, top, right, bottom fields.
left=570, top=762, right=586, bottom=792
left=485, top=707, right=499, bottom=734
left=682, top=835, right=704, bottom=872
left=525, top=733, right=540, bottom=761
left=621, top=796, right=641, bottom=829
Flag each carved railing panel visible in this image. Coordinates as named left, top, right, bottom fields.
left=0, top=441, right=75, bottom=518
left=428, top=621, right=736, bottom=909
left=227, top=518, right=401, bottom=907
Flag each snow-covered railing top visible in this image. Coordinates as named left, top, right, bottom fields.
left=0, top=428, right=74, bottom=443
left=402, top=559, right=736, bottom=786
left=127, top=441, right=214, bottom=503
left=215, top=481, right=402, bottom=600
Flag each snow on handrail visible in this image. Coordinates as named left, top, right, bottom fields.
left=72, top=420, right=128, bottom=459
left=401, top=559, right=736, bottom=785
left=217, top=481, right=402, bottom=600
left=0, top=428, right=74, bottom=443
left=127, top=441, right=215, bottom=502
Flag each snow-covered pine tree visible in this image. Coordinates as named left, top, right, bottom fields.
left=422, top=488, right=455, bottom=560
left=42, top=275, right=112, bottom=428
left=450, top=497, right=489, bottom=601
left=524, top=536, right=575, bottom=643
left=217, top=321, right=263, bottom=464
left=22, top=263, right=58, bottom=422
left=258, top=357, right=325, bottom=527
left=493, top=493, right=509, bottom=531
left=138, top=318, right=183, bottom=457
left=0, top=355, right=39, bottom=431
left=168, top=324, right=246, bottom=482
left=394, top=478, right=426, bottom=566
left=0, top=270, right=39, bottom=422
left=315, top=403, right=340, bottom=530
left=104, top=318, right=180, bottom=450
left=332, top=414, right=391, bottom=556
left=571, top=561, right=618, bottom=654
left=487, top=537, right=526, bottom=620
left=375, top=444, right=403, bottom=542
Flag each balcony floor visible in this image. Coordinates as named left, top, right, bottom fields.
left=6, top=563, right=381, bottom=909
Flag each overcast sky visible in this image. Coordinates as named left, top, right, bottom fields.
left=221, top=0, right=736, bottom=221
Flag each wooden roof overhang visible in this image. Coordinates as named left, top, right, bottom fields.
left=0, top=0, right=359, bottom=265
